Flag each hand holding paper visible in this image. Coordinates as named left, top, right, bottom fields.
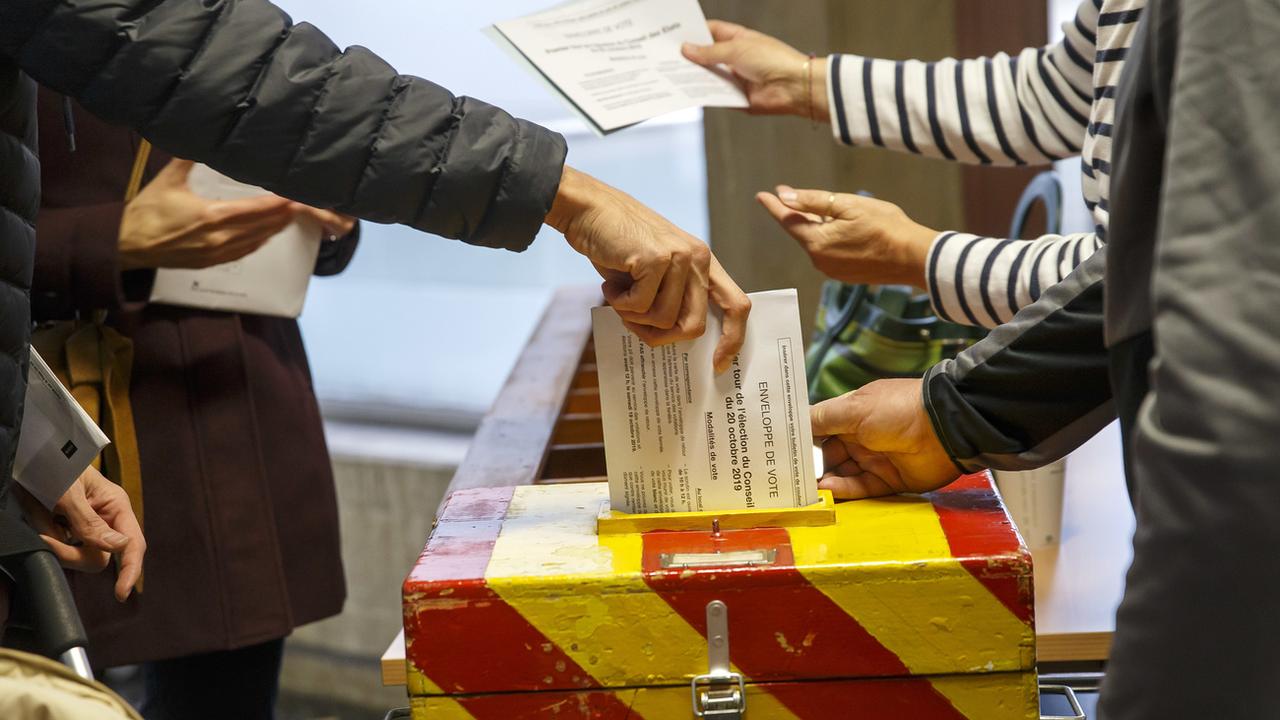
left=493, top=0, right=748, bottom=134
left=682, top=19, right=830, bottom=121
left=146, top=163, right=335, bottom=318
left=119, top=159, right=296, bottom=271
left=547, top=166, right=749, bottom=372
left=14, top=350, right=144, bottom=601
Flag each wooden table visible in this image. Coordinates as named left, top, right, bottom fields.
left=1030, top=422, right=1134, bottom=664
left=379, top=289, right=1136, bottom=686
left=383, top=629, right=407, bottom=687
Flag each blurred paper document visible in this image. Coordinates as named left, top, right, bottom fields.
left=493, top=0, right=748, bottom=134
left=15, top=349, right=110, bottom=509
left=149, top=164, right=321, bottom=318
left=592, top=289, right=818, bottom=514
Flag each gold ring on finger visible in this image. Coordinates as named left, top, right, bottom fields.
left=823, top=193, right=836, bottom=223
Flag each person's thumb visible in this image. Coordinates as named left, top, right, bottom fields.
left=777, top=185, right=847, bottom=218
left=62, top=492, right=129, bottom=553
left=810, top=394, right=863, bottom=439
left=681, top=40, right=735, bottom=67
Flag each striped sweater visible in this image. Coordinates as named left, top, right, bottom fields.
left=825, top=0, right=1143, bottom=328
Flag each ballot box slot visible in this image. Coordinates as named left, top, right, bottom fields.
left=660, top=547, right=779, bottom=569
left=597, top=489, right=836, bottom=534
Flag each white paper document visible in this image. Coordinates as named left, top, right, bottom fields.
left=492, top=0, right=748, bottom=135
left=592, top=289, right=818, bottom=514
left=149, top=164, right=322, bottom=318
left=14, top=349, right=110, bottom=509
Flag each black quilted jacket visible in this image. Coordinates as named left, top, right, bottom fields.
left=0, top=58, right=43, bottom=558
left=0, top=0, right=567, bottom=556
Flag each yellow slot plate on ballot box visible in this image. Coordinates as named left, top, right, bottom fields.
left=402, top=474, right=1038, bottom=719
left=596, top=489, right=837, bottom=535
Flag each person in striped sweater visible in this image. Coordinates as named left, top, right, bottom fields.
left=683, top=0, right=1144, bottom=329
left=731, top=2, right=1280, bottom=715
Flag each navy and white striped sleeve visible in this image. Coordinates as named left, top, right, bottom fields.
left=826, top=0, right=1097, bottom=166
left=925, top=230, right=1103, bottom=328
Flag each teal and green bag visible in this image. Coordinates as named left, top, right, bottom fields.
left=804, top=283, right=986, bottom=402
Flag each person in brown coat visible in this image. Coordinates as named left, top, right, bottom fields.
left=32, top=86, right=358, bottom=718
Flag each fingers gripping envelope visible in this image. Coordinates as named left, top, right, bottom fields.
left=592, top=289, right=819, bottom=514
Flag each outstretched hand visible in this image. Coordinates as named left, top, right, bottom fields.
left=810, top=379, right=960, bottom=499
left=757, top=186, right=936, bottom=288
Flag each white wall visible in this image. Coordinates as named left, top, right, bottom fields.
left=1047, top=0, right=1128, bottom=510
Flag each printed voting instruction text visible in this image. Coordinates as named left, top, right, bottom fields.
left=491, top=0, right=748, bottom=134
left=592, top=289, right=817, bottom=514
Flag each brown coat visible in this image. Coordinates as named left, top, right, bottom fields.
left=32, top=88, right=351, bottom=668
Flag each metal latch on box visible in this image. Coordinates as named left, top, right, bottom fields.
left=691, top=600, right=746, bottom=718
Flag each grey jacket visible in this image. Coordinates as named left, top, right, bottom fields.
left=0, top=0, right=567, bottom=554
left=922, top=1, right=1280, bottom=716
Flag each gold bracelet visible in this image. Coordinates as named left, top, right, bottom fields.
left=804, top=53, right=816, bottom=128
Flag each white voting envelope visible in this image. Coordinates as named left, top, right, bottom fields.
left=592, top=289, right=819, bottom=514
left=492, top=0, right=748, bottom=135
left=148, top=164, right=321, bottom=318
left=14, top=349, right=110, bottom=509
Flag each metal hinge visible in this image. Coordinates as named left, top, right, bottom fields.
left=691, top=600, right=746, bottom=718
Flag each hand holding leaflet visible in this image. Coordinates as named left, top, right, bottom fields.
left=147, top=164, right=323, bottom=318
left=493, top=0, right=748, bottom=135
left=593, top=289, right=818, bottom=514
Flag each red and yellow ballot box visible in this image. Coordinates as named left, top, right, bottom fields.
left=401, top=472, right=1036, bottom=719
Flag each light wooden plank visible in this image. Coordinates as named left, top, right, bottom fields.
left=444, top=285, right=601, bottom=500
left=382, top=629, right=406, bottom=687
left=1033, top=423, right=1134, bottom=663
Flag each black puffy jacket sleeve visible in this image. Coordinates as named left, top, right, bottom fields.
left=0, top=0, right=567, bottom=253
